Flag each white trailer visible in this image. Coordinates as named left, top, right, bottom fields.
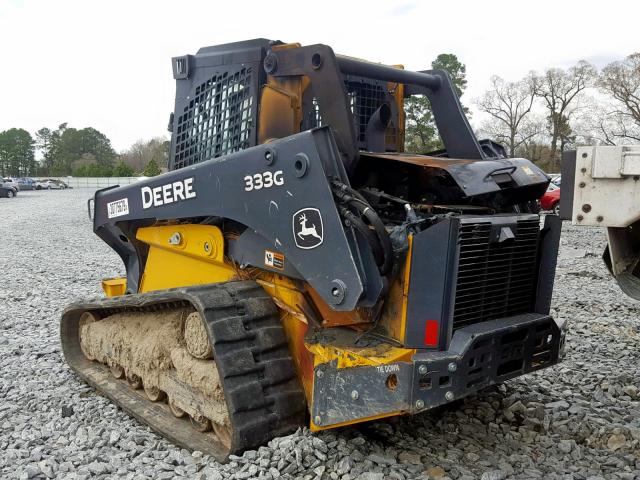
left=562, top=146, right=640, bottom=298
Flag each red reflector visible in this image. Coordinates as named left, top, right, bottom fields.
left=424, top=320, right=439, bottom=346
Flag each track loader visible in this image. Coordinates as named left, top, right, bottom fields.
left=61, top=39, right=565, bottom=460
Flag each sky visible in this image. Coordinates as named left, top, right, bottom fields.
left=1, top=0, right=638, bottom=153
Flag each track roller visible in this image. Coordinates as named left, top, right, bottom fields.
left=109, top=364, right=124, bottom=379
left=127, top=374, right=142, bottom=390
left=212, top=422, right=232, bottom=451
left=144, top=385, right=165, bottom=402
left=190, top=414, right=212, bottom=432
left=169, top=399, right=186, bottom=418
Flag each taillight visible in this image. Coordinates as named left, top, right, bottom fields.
left=424, top=320, right=439, bottom=347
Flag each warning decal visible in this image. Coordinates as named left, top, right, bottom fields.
left=264, top=250, right=285, bottom=270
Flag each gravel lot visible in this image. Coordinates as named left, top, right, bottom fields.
left=1, top=189, right=639, bottom=480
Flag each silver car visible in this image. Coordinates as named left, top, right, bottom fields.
left=35, top=178, right=68, bottom=190
left=2, top=177, right=20, bottom=192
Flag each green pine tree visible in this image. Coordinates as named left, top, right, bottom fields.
left=404, top=53, right=468, bottom=153
left=143, top=159, right=161, bottom=176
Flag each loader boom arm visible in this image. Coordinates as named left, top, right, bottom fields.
left=93, top=128, right=380, bottom=310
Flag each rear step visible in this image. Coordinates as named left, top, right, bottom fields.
left=60, top=281, right=306, bottom=461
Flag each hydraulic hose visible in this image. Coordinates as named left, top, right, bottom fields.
left=339, top=206, right=384, bottom=266
left=332, top=181, right=394, bottom=276
left=347, top=200, right=393, bottom=275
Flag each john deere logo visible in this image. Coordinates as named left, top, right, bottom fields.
left=293, top=208, right=323, bottom=249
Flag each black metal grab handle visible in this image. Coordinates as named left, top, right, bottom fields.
left=335, top=55, right=442, bottom=91
left=334, top=54, right=484, bottom=161
left=87, top=198, right=94, bottom=221
left=266, top=43, right=486, bottom=163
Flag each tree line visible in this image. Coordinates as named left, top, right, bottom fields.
left=0, top=123, right=168, bottom=177
left=405, top=52, right=640, bottom=172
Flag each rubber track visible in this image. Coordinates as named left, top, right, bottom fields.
left=60, top=281, right=307, bottom=461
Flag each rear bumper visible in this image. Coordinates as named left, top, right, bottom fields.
left=311, top=313, right=565, bottom=428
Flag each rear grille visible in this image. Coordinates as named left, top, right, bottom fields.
left=452, top=217, right=541, bottom=332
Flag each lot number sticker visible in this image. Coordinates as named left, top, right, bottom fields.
left=107, top=198, right=129, bottom=218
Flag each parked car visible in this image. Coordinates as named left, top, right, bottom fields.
left=34, top=179, right=51, bottom=190
left=0, top=185, right=17, bottom=198
left=35, top=178, right=68, bottom=189
left=51, top=179, right=70, bottom=189
left=540, top=183, right=561, bottom=214
left=17, top=177, right=36, bottom=190
left=2, top=177, right=20, bottom=191
left=550, top=174, right=561, bottom=186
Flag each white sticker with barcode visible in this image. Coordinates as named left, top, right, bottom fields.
left=107, top=198, right=129, bottom=218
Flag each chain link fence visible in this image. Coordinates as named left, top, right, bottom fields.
left=49, top=177, right=143, bottom=188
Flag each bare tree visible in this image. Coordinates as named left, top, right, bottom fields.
left=510, top=117, right=556, bottom=171
left=532, top=61, right=596, bottom=167
left=120, top=137, right=169, bottom=173
left=569, top=98, right=619, bottom=146
left=474, top=76, right=537, bottom=156
left=598, top=53, right=640, bottom=142
left=478, top=116, right=543, bottom=156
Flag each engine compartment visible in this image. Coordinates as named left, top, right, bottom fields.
left=351, top=153, right=550, bottom=226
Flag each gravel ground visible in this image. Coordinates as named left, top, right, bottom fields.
left=1, top=189, right=639, bottom=480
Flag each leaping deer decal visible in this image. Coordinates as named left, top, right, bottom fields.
left=297, top=213, right=322, bottom=241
